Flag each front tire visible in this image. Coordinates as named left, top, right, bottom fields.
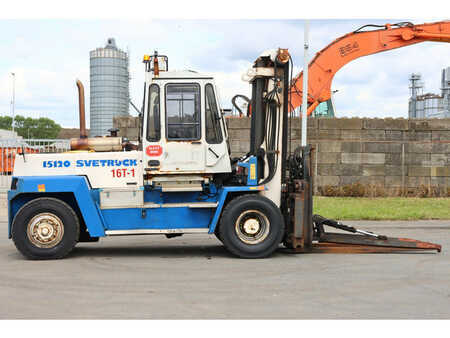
left=219, top=194, right=284, bottom=258
left=12, top=197, right=80, bottom=260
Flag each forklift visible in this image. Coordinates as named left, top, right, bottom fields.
left=7, top=49, right=441, bottom=259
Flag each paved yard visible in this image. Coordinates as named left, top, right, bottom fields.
left=1, top=214, right=449, bottom=319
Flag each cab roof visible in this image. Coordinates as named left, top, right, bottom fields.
left=153, top=70, right=214, bottom=80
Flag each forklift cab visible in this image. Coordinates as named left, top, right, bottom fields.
left=141, top=54, right=231, bottom=176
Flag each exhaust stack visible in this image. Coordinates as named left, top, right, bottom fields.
left=71, top=79, right=124, bottom=152
left=76, top=79, right=88, bottom=139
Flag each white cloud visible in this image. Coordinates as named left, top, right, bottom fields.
left=1, top=19, right=450, bottom=128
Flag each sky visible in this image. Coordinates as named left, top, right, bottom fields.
left=1, top=18, right=450, bottom=128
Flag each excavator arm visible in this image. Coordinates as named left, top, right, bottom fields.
left=289, top=20, right=450, bottom=115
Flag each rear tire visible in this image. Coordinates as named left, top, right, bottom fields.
left=219, top=194, right=284, bottom=258
left=12, top=197, right=80, bottom=260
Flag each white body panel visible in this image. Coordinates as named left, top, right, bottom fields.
left=13, top=151, right=143, bottom=188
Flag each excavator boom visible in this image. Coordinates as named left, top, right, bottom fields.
left=289, top=20, right=450, bottom=115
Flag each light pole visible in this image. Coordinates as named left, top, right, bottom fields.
left=301, top=20, right=309, bottom=147
left=11, top=72, right=15, bottom=134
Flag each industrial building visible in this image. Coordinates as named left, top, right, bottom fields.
left=89, top=38, right=130, bottom=137
left=408, top=67, right=450, bottom=118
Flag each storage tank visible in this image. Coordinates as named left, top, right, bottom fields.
left=89, top=38, right=129, bottom=137
left=415, top=97, right=425, bottom=118
left=423, top=94, right=443, bottom=118
left=442, top=67, right=450, bottom=117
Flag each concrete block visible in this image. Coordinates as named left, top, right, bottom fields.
left=363, top=118, right=408, bottom=130
left=289, top=117, right=318, bottom=129
left=125, top=127, right=139, bottom=141
left=361, top=176, right=385, bottom=185
left=362, top=165, right=385, bottom=176
left=407, top=143, right=433, bottom=153
left=339, top=164, right=363, bottom=176
left=407, top=176, right=430, bottom=187
left=316, top=175, right=339, bottom=186
left=431, top=143, right=450, bottom=154
left=228, top=129, right=250, bottom=141
left=318, top=164, right=361, bottom=176
left=385, top=130, right=404, bottom=141
left=114, top=117, right=128, bottom=128
left=363, top=142, right=402, bottom=153
left=290, top=139, right=302, bottom=150
left=341, top=130, right=362, bottom=140
left=409, top=119, right=450, bottom=131
left=295, top=128, right=319, bottom=140
left=408, top=166, right=431, bottom=177
left=231, top=140, right=249, bottom=153
left=431, top=177, right=446, bottom=187
left=342, top=153, right=385, bottom=164
left=431, top=154, right=449, bottom=166
left=317, top=152, right=340, bottom=164
left=361, top=130, right=386, bottom=141
left=405, top=153, right=430, bottom=165
left=319, top=118, right=363, bottom=130
left=385, top=153, right=402, bottom=165
left=339, top=176, right=361, bottom=185
left=226, top=117, right=251, bottom=129
left=318, top=164, right=335, bottom=176
left=290, top=128, right=301, bottom=140
left=385, top=176, right=403, bottom=187
left=341, top=142, right=363, bottom=153
left=430, top=167, right=450, bottom=177
left=317, top=129, right=341, bottom=140
left=117, top=127, right=127, bottom=138
left=318, top=141, right=341, bottom=153
left=432, top=130, right=450, bottom=141
left=339, top=176, right=384, bottom=185
left=385, top=165, right=403, bottom=176
left=406, top=131, right=431, bottom=141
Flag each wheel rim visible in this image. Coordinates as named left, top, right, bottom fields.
left=235, top=210, right=270, bottom=245
left=27, top=213, right=64, bottom=248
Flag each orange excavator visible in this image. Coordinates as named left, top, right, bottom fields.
left=289, top=20, right=450, bottom=115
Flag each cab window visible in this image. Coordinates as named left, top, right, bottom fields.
left=205, top=84, right=223, bottom=144
left=147, top=84, right=160, bottom=142
left=165, top=83, right=201, bottom=140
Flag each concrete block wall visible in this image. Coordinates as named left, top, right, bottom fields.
left=113, top=115, right=449, bottom=194
left=113, top=116, right=140, bottom=141
left=226, top=117, right=450, bottom=194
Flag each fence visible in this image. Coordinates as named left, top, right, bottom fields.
left=0, top=139, right=70, bottom=191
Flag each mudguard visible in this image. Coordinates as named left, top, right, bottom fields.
left=8, top=176, right=105, bottom=238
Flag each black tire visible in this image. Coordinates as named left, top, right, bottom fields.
left=12, top=197, right=80, bottom=260
left=214, top=229, right=223, bottom=243
left=219, top=194, right=284, bottom=258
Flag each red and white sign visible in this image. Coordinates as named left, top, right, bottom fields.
left=146, top=145, right=163, bottom=157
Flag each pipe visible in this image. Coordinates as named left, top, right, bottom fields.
left=76, top=79, right=87, bottom=139
left=70, top=137, right=123, bottom=152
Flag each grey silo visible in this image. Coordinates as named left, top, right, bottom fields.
left=89, top=38, right=129, bottom=137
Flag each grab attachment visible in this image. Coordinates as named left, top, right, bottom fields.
left=310, top=215, right=442, bottom=254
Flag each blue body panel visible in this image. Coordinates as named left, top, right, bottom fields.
left=102, top=207, right=214, bottom=230
left=8, top=176, right=106, bottom=238
left=8, top=176, right=260, bottom=237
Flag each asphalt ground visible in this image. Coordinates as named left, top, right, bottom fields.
left=1, top=215, right=449, bottom=319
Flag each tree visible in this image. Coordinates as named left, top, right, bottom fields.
left=0, top=116, right=13, bottom=131
left=0, top=114, right=62, bottom=139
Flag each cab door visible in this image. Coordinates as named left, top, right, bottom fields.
left=144, top=82, right=206, bottom=173
left=204, top=83, right=227, bottom=168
